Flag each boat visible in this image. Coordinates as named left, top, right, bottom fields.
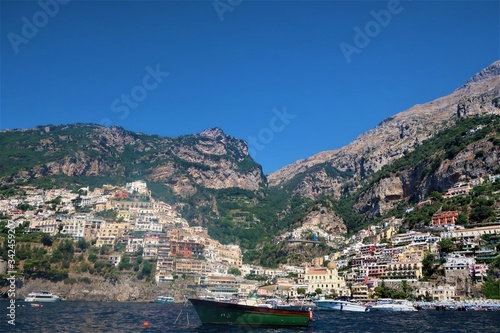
left=314, top=297, right=370, bottom=312
left=188, top=297, right=313, bottom=327
left=154, top=295, right=174, bottom=303
left=371, top=300, right=417, bottom=312
left=24, top=291, right=61, bottom=303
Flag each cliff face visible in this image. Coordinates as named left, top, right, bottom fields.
left=1, top=62, right=499, bottom=246
left=354, top=118, right=500, bottom=217
left=11, top=274, right=186, bottom=302
left=266, top=61, right=500, bottom=223
left=300, top=201, right=347, bottom=234
left=0, top=125, right=265, bottom=197
left=268, top=61, right=500, bottom=202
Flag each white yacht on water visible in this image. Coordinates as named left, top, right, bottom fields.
left=371, top=299, right=417, bottom=312
left=24, top=291, right=61, bottom=302
left=314, top=297, right=370, bottom=312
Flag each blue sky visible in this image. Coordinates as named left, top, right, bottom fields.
left=1, top=0, right=499, bottom=174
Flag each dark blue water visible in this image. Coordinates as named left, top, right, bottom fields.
left=1, top=301, right=499, bottom=333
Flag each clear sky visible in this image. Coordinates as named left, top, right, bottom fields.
left=1, top=0, right=499, bottom=174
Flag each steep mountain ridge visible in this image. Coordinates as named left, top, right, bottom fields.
left=0, top=124, right=265, bottom=197
left=1, top=61, right=499, bottom=265
left=268, top=61, right=500, bottom=201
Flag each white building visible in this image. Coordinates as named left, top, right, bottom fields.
left=126, top=180, right=148, bottom=194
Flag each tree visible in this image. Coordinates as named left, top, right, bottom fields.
left=118, top=256, right=132, bottom=271
left=296, top=287, right=306, bottom=295
left=430, top=191, right=443, bottom=201
left=93, top=260, right=107, bottom=273
left=456, top=214, right=467, bottom=226
left=401, top=280, right=410, bottom=294
left=99, top=245, right=112, bottom=255
left=88, top=253, right=98, bottom=263
left=138, top=261, right=153, bottom=280
left=76, top=238, right=88, bottom=251
left=437, top=239, right=455, bottom=254
left=315, top=288, right=322, bottom=295
left=481, top=276, right=500, bottom=299
left=422, top=253, right=437, bottom=279
left=228, top=267, right=241, bottom=275
left=41, top=233, right=53, bottom=247
left=470, top=197, right=495, bottom=222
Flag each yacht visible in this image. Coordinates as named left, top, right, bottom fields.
left=371, top=299, right=417, bottom=312
left=314, top=297, right=370, bottom=312
left=24, top=291, right=61, bottom=302
left=154, top=295, right=174, bottom=303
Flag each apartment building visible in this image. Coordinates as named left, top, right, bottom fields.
left=96, top=221, right=131, bottom=247
left=431, top=211, right=459, bottom=226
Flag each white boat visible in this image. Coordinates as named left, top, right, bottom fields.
left=371, top=300, right=417, bottom=312
left=314, top=298, right=370, bottom=312
left=24, top=291, right=61, bottom=302
left=154, top=295, right=174, bottom=303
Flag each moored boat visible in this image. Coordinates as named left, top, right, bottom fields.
left=24, top=291, right=61, bottom=303
left=314, top=297, right=370, bottom=312
left=188, top=298, right=312, bottom=326
left=154, top=295, right=174, bottom=303
left=371, top=300, right=417, bottom=312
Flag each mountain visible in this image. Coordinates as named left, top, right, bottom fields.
left=268, top=61, right=500, bottom=205
left=0, top=125, right=264, bottom=197
left=1, top=61, right=499, bottom=266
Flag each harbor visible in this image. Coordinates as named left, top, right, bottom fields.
left=2, top=300, right=500, bottom=333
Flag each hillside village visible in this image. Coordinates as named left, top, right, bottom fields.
left=1, top=176, right=499, bottom=302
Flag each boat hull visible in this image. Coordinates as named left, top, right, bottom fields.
left=24, top=296, right=61, bottom=302
left=371, top=303, right=417, bottom=312
left=24, top=291, right=61, bottom=302
left=314, top=300, right=369, bottom=312
left=189, top=298, right=311, bottom=327
left=155, top=296, right=174, bottom=303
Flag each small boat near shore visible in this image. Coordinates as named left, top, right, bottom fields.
left=371, top=299, right=417, bottom=312
left=154, top=295, right=174, bottom=303
left=188, top=297, right=313, bottom=327
left=24, top=291, right=61, bottom=303
left=314, top=297, right=370, bottom=312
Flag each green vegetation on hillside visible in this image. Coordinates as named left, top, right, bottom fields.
left=1, top=116, right=499, bottom=266
left=331, top=115, right=500, bottom=234
left=371, top=115, right=500, bottom=186
left=180, top=186, right=311, bottom=252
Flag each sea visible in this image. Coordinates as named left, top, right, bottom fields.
left=1, top=301, right=500, bottom=333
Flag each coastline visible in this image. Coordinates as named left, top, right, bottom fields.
left=2, top=275, right=186, bottom=303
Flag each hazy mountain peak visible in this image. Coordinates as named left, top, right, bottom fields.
left=268, top=61, right=500, bottom=194
left=462, top=60, right=500, bottom=87
left=198, top=127, right=226, bottom=139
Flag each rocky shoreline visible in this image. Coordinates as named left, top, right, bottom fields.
left=3, top=275, right=190, bottom=303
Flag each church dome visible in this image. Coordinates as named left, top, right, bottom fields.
left=327, top=261, right=337, bottom=269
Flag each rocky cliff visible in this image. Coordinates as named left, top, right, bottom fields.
left=9, top=274, right=192, bottom=302
left=0, top=125, right=265, bottom=197
left=268, top=61, right=500, bottom=202
left=1, top=61, right=499, bottom=254
left=354, top=118, right=500, bottom=217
